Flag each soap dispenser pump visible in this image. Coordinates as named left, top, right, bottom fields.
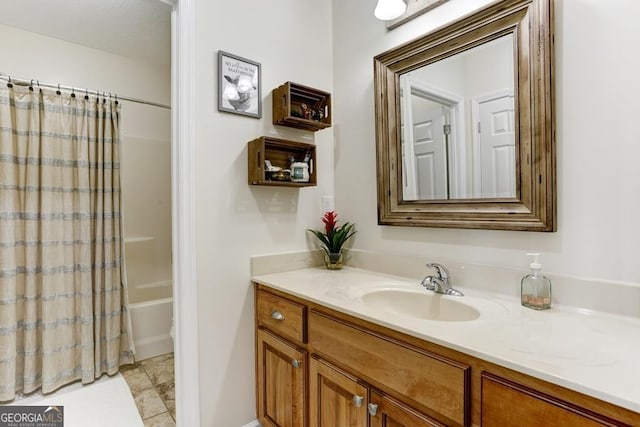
left=521, top=253, right=552, bottom=310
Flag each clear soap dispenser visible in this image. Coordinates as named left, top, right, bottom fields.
left=521, top=253, right=551, bottom=310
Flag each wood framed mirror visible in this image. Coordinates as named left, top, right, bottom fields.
left=374, top=0, right=555, bottom=231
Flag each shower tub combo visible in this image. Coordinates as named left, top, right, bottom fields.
left=125, top=237, right=174, bottom=361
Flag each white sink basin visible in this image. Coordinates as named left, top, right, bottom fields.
left=361, top=289, right=480, bottom=322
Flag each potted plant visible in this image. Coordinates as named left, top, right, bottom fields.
left=307, top=211, right=356, bottom=270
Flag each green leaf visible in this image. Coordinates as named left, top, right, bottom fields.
left=307, top=222, right=357, bottom=254
left=307, top=229, right=331, bottom=249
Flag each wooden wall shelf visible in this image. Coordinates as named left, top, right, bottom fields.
left=247, top=136, right=317, bottom=187
left=272, top=82, right=332, bottom=132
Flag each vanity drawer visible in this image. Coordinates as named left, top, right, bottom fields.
left=256, top=289, right=306, bottom=344
left=481, top=372, right=621, bottom=427
left=309, top=310, right=470, bottom=426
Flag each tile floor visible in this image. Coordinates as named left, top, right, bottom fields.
left=121, top=353, right=175, bottom=426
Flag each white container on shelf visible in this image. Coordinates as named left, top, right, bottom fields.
left=290, top=162, right=309, bottom=182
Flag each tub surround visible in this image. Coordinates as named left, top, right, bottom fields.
left=251, top=250, right=640, bottom=414
left=129, top=297, right=174, bottom=361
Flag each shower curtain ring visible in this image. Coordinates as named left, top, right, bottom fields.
left=71, top=87, right=76, bottom=98
left=7, top=76, right=12, bottom=88
left=29, top=80, right=34, bottom=91
left=85, top=88, right=89, bottom=100
left=56, top=84, right=61, bottom=95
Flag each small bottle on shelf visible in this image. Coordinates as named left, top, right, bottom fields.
left=521, top=253, right=552, bottom=310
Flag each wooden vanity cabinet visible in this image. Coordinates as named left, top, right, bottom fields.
left=256, top=328, right=306, bottom=427
left=308, top=309, right=469, bottom=426
left=256, top=289, right=306, bottom=343
left=369, top=390, right=448, bottom=427
left=254, top=284, right=640, bottom=427
left=309, top=357, right=368, bottom=427
left=256, top=289, right=308, bottom=427
left=309, top=356, right=446, bottom=427
left=480, top=372, right=632, bottom=427
left=255, top=286, right=463, bottom=427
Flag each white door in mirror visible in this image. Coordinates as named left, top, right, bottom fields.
left=474, top=92, right=515, bottom=198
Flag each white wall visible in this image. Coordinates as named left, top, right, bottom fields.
left=0, top=23, right=172, bottom=306
left=0, top=24, right=169, bottom=106
left=332, top=0, right=640, bottom=284
left=192, top=0, right=333, bottom=425
left=407, top=35, right=515, bottom=101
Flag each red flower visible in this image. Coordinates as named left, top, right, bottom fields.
left=322, top=211, right=338, bottom=234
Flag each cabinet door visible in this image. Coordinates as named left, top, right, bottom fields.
left=369, top=390, right=447, bottom=427
left=309, top=357, right=368, bottom=427
left=309, top=310, right=469, bottom=425
left=257, top=328, right=306, bottom=427
left=481, top=372, right=619, bottom=427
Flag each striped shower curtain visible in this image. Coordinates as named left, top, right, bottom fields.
left=0, top=83, right=134, bottom=401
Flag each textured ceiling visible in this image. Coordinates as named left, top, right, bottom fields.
left=0, top=0, right=171, bottom=68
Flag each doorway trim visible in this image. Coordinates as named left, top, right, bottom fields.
left=402, top=77, right=467, bottom=199
left=169, top=0, right=201, bottom=425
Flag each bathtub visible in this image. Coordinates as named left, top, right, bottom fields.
left=128, top=284, right=174, bottom=361
left=124, top=236, right=174, bottom=361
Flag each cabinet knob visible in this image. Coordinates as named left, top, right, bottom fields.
left=352, top=395, right=364, bottom=408
left=271, top=310, right=285, bottom=321
left=367, top=403, right=378, bottom=416
left=291, top=359, right=301, bottom=369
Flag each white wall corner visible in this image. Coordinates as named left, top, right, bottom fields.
left=172, top=0, right=201, bottom=426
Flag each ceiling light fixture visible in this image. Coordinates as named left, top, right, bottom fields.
left=374, top=0, right=407, bottom=21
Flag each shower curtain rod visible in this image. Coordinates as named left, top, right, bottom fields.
left=0, top=73, right=170, bottom=110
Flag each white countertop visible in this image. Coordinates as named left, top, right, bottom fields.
left=252, top=266, right=640, bottom=413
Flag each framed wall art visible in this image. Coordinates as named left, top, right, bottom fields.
left=218, top=51, right=262, bottom=118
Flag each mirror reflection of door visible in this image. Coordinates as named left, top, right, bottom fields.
left=401, top=78, right=465, bottom=201
left=399, top=33, right=515, bottom=201
left=472, top=91, right=515, bottom=198
left=411, top=99, right=449, bottom=199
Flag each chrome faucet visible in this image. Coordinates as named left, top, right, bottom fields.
left=420, top=263, right=464, bottom=296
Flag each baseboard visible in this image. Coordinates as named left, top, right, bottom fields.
left=241, top=421, right=260, bottom=427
